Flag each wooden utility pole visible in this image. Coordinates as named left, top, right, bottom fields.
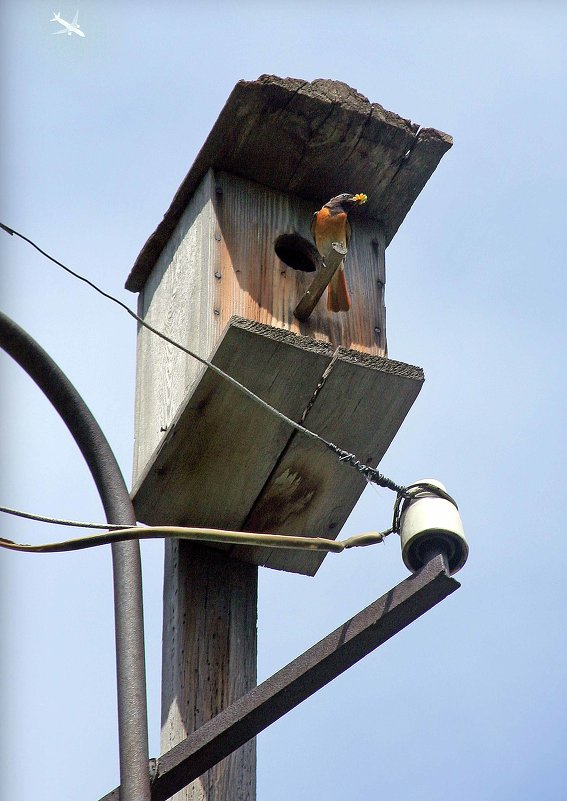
left=126, top=75, right=452, bottom=801
left=161, top=542, right=257, bottom=801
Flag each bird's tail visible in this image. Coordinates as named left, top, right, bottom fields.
left=327, top=267, right=351, bottom=312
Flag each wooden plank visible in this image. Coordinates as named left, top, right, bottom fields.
left=214, top=171, right=387, bottom=356
left=132, top=317, right=335, bottom=530
left=160, top=542, right=257, bottom=801
left=293, top=241, right=347, bottom=321
left=381, top=127, right=453, bottom=245
left=132, top=317, right=423, bottom=575
left=133, top=169, right=219, bottom=478
left=282, top=79, right=418, bottom=205
left=239, top=348, right=423, bottom=574
left=126, top=75, right=451, bottom=293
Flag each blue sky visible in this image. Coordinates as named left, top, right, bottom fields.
left=1, top=2, right=566, bottom=800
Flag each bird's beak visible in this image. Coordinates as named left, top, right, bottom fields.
left=352, top=193, right=368, bottom=205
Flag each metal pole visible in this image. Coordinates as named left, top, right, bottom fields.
left=0, top=311, right=151, bottom=801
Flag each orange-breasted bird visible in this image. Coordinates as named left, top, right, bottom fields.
left=311, top=193, right=367, bottom=312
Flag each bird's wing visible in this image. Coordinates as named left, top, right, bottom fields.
left=346, top=218, right=351, bottom=248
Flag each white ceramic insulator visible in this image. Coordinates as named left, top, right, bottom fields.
left=399, top=479, right=468, bottom=575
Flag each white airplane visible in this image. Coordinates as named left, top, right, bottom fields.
left=50, top=11, right=85, bottom=37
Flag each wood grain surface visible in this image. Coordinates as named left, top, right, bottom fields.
left=126, top=75, right=451, bottom=292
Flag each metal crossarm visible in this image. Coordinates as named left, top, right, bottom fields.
left=99, top=554, right=459, bottom=801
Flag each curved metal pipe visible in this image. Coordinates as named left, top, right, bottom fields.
left=0, top=311, right=150, bottom=801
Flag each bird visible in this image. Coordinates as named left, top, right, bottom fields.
left=311, top=193, right=367, bottom=312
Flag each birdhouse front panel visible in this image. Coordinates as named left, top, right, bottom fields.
left=213, top=170, right=387, bottom=356
left=132, top=168, right=387, bottom=481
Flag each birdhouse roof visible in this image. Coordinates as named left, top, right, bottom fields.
left=126, top=75, right=452, bottom=292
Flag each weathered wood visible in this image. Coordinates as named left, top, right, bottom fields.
left=293, top=242, right=346, bottom=321
left=132, top=169, right=220, bottom=479
left=239, top=345, right=424, bottom=574
left=160, top=542, right=257, bottom=801
left=132, top=170, right=387, bottom=481
left=131, top=176, right=261, bottom=801
left=214, top=171, right=386, bottom=355
left=132, top=318, right=335, bottom=532
left=132, top=316, right=424, bottom=576
left=379, top=127, right=454, bottom=244
left=126, top=75, right=451, bottom=293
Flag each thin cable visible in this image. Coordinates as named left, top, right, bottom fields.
left=0, top=222, right=406, bottom=496
left=1, top=222, right=138, bottom=317
left=0, top=523, right=392, bottom=555
left=0, top=223, right=325, bottom=438
left=0, top=481, right=459, bottom=537
left=0, top=503, right=134, bottom=530
left=0, top=480, right=457, bottom=556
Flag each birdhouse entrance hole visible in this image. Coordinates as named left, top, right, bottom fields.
left=274, top=233, right=321, bottom=273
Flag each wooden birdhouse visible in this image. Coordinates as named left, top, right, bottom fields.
left=127, top=75, right=452, bottom=575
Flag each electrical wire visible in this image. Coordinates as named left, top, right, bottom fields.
left=0, top=503, right=133, bottom=530
left=0, top=523, right=391, bottom=554
left=0, top=481, right=459, bottom=557
left=0, top=479, right=457, bottom=564
left=0, top=481, right=457, bottom=538
left=0, top=222, right=406, bottom=496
